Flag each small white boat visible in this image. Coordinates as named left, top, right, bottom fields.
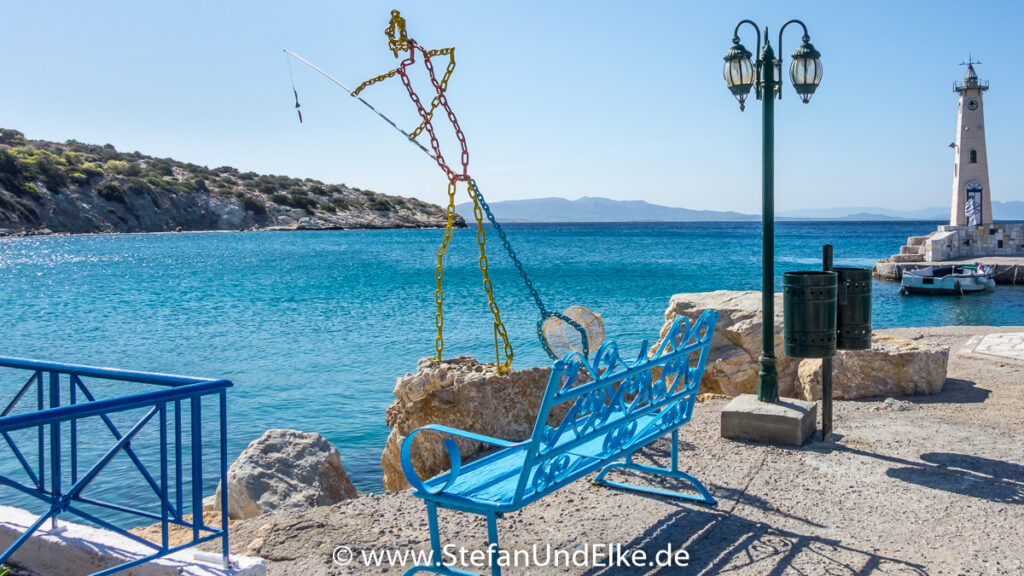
left=900, top=264, right=996, bottom=296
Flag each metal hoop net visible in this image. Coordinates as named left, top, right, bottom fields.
left=542, top=306, right=605, bottom=358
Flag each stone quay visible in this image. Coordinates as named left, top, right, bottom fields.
left=873, top=223, right=1024, bottom=284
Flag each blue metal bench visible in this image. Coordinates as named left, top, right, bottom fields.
left=0, top=358, right=232, bottom=576
left=400, top=309, right=718, bottom=576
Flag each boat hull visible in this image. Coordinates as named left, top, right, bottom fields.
left=900, top=265, right=996, bottom=296
left=902, top=284, right=988, bottom=296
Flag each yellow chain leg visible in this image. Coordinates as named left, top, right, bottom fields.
left=468, top=181, right=514, bottom=375
left=434, top=181, right=458, bottom=362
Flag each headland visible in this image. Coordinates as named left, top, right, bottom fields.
left=0, top=129, right=463, bottom=236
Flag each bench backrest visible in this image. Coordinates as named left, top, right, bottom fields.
left=513, top=309, right=718, bottom=504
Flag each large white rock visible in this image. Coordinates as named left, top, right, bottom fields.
left=381, top=356, right=556, bottom=492
left=212, top=429, right=358, bottom=520
left=658, top=290, right=798, bottom=397
left=795, top=334, right=949, bottom=400
left=658, top=291, right=949, bottom=401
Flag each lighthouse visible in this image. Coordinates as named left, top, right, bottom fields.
left=950, top=60, right=992, bottom=226
left=880, top=60, right=1024, bottom=270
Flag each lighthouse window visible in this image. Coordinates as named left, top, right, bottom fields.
left=969, top=149, right=977, bottom=163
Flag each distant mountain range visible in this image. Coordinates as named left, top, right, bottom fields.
left=455, top=197, right=758, bottom=223
left=454, top=197, right=1024, bottom=223
left=778, top=207, right=942, bottom=220
left=779, top=201, right=1024, bottom=221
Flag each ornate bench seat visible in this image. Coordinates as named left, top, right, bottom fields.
left=400, top=309, right=719, bottom=575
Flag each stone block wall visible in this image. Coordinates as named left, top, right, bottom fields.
left=924, top=224, right=1024, bottom=261
left=886, top=224, right=1024, bottom=263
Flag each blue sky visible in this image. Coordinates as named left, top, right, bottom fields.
left=3, top=1, right=1023, bottom=213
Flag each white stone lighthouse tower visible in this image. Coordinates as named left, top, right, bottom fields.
left=950, top=60, right=992, bottom=226
left=883, top=62, right=1023, bottom=265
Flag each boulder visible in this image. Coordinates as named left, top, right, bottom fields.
left=211, top=429, right=358, bottom=520
left=659, top=290, right=797, bottom=397
left=658, top=291, right=949, bottom=401
left=795, top=334, right=949, bottom=400
left=381, top=356, right=556, bottom=492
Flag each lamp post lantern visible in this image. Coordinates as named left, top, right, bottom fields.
left=724, top=20, right=822, bottom=403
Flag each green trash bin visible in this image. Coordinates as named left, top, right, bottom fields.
left=835, top=267, right=872, bottom=350
left=783, top=271, right=838, bottom=358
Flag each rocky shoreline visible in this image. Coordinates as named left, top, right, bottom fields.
left=0, top=190, right=462, bottom=237
left=160, top=291, right=1024, bottom=575
left=0, top=129, right=464, bottom=236
left=198, top=323, right=1023, bottom=575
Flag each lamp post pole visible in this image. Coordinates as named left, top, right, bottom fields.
left=723, top=20, right=822, bottom=404
left=758, top=39, right=778, bottom=402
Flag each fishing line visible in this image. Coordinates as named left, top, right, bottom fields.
left=282, top=49, right=437, bottom=160
left=285, top=53, right=303, bottom=123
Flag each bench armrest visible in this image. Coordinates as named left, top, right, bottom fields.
left=400, top=424, right=522, bottom=495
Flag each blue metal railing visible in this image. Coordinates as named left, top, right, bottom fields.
left=0, top=357, right=232, bottom=576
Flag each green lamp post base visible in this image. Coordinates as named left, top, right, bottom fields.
left=757, top=355, right=779, bottom=403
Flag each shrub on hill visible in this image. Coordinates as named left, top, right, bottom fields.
left=145, top=159, right=173, bottom=177
left=103, top=160, right=133, bottom=175
left=240, top=196, right=267, bottom=215
left=284, top=193, right=317, bottom=211
left=95, top=181, right=126, bottom=204
left=80, top=163, right=104, bottom=180
left=367, top=197, right=393, bottom=212
left=126, top=178, right=153, bottom=196
left=256, top=179, right=278, bottom=195
left=0, top=129, right=27, bottom=146
left=0, top=192, right=39, bottom=223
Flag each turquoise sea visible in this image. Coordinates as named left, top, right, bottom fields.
left=2, top=221, right=1023, bottom=522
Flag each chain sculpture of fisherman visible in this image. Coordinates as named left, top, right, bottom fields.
left=351, top=10, right=514, bottom=374
left=346, top=10, right=602, bottom=373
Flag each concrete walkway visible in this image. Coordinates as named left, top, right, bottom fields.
left=216, top=325, right=1024, bottom=576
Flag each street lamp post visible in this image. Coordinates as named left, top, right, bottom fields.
left=724, top=20, right=822, bottom=403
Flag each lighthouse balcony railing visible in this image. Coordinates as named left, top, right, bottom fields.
left=954, top=80, right=989, bottom=90
left=0, top=357, right=232, bottom=576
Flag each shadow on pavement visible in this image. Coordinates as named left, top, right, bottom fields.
left=910, top=377, right=990, bottom=404
left=834, top=445, right=1023, bottom=505
left=887, top=452, right=1024, bottom=505
left=843, top=377, right=990, bottom=406
left=582, top=439, right=928, bottom=576
left=579, top=505, right=929, bottom=576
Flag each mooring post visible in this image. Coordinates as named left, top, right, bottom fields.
left=822, top=244, right=834, bottom=442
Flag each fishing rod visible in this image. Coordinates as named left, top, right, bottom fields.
left=282, top=49, right=437, bottom=161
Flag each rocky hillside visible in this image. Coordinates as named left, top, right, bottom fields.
left=0, top=128, right=464, bottom=235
